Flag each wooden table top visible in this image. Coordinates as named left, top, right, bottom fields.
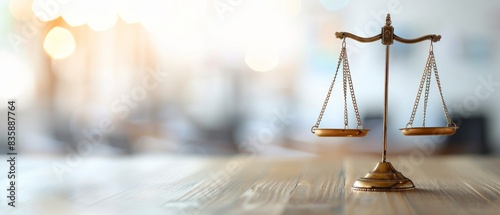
left=1, top=155, right=500, bottom=215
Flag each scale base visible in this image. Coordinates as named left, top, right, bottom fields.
left=352, top=162, right=415, bottom=191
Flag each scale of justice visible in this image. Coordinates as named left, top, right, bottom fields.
left=311, top=14, right=458, bottom=191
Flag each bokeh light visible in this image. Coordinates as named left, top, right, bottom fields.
left=245, top=43, right=280, bottom=72
left=32, top=0, right=61, bottom=22
left=61, top=0, right=89, bottom=27
left=43, top=27, right=76, bottom=59
left=86, top=0, right=118, bottom=32
left=0, top=52, right=35, bottom=98
left=9, top=0, right=34, bottom=20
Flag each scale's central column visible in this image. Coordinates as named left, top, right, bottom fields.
left=381, top=16, right=394, bottom=162
left=383, top=44, right=389, bottom=163
left=349, top=14, right=415, bottom=191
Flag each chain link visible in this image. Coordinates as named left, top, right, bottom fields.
left=422, top=60, right=432, bottom=127
left=431, top=50, right=453, bottom=125
left=311, top=39, right=345, bottom=133
left=343, top=48, right=349, bottom=128
left=343, top=48, right=363, bottom=128
left=406, top=42, right=453, bottom=128
left=312, top=38, right=364, bottom=133
left=407, top=49, right=432, bottom=127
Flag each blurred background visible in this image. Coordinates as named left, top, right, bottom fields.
left=1, top=0, right=499, bottom=157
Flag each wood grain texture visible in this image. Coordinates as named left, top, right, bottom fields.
left=344, top=156, right=500, bottom=215
left=1, top=156, right=499, bottom=215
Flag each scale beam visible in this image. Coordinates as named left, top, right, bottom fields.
left=335, top=14, right=441, bottom=45
left=334, top=32, right=381, bottom=43
left=335, top=32, right=441, bottom=44
left=394, top=34, right=441, bottom=44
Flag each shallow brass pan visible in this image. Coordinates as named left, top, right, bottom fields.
left=399, top=127, right=458, bottom=136
left=314, top=128, right=369, bottom=137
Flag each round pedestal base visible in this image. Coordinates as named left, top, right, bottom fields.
left=352, top=162, right=415, bottom=192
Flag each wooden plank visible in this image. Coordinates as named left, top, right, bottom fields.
left=207, top=158, right=308, bottom=215
left=2, top=156, right=500, bottom=215
left=165, top=156, right=270, bottom=214
left=344, top=156, right=500, bottom=215
left=283, top=158, right=344, bottom=215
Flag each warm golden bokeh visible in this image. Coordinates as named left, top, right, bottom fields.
left=43, top=26, right=76, bottom=59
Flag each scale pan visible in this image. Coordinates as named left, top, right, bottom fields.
left=314, top=128, right=369, bottom=137
left=399, top=127, right=458, bottom=136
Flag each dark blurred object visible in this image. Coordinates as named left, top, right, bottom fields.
left=440, top=115, right=490, bottom=155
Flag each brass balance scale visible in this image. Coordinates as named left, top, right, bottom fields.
left=311, top=14, right=458, bottom=191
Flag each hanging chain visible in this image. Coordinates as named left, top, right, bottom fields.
left=311, top=39, right=345, bottom=133
left=422, top=59, right=432, bottom=127
left=342, top=47, right=363, bottom=129
left=311, top=38, right=364, bottom=133
left=407, top=46, right=432, bottom=127
left=343, top=49, right=349, bottom=129
left=430, top=47, right=453, bottom=126
left=407, top=42, right=453, bottom=128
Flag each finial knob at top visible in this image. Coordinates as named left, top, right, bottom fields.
left=386, top=13, right=391, bottom=26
